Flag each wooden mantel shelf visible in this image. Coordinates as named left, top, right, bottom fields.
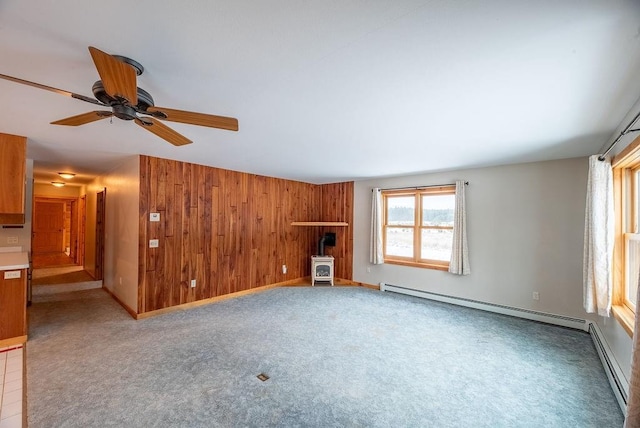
left=291, top=222, right=349, bottom=226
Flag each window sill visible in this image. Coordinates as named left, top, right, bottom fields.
left=384, top=259, right=449, bottom=271
left=612, top=305, right=635, bottom=337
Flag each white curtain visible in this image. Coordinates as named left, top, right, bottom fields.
left=449, top=180, right=470, bottom=275
left=583, top=155, right=614, bottom=317
left=370, top=188, right=384, bottom=265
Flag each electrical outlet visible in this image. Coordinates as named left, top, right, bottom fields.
left=366, top=267, right=371, bottom=273
left=532, top=292, right=539, bottom=301
left=4, top=270, right=21, bottom=279
left=6, top=236, right=18, bottom=244
left=282, top=265, right=287, bottom=274
left=149, top=239, right=159, bottom=248
left=190, top=279, right=196, bottom=288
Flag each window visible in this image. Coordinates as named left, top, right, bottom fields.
left=623, top=166, right=640, bottom=312
left=612, top=137, right=640, bottom=335
left=382, top=186, right=455, bottom=270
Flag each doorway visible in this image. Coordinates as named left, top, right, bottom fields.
left=32, top=196, right=92, bottom=287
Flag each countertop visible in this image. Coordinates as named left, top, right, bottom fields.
left=0, top=251, right=29, bottom=270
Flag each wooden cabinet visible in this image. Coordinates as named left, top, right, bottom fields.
left=0, top=269, right=27, bottom=341
left=0, top=133, right=27, bottom=224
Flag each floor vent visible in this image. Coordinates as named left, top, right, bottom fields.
left=257, top=373, right=270, bottom=382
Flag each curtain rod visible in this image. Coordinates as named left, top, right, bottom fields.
left=374, top=181, right=469, bottom=192
left=598, top=110, right=640, bottom=161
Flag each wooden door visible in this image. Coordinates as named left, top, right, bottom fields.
left=33, top=201, right=64, bottom=253
left=95, top=190, right=105, bottom=281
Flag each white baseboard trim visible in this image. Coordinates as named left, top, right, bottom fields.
left=379, top=282, right=628, bottom=413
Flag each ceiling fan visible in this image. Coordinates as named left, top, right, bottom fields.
left=0, top=46, right=238, bottom=146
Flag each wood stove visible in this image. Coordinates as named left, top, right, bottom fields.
left=311, top=255, right=334, bottom=286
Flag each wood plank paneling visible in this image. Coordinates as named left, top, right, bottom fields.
left=320, top=182, right=354, bottom=281
left=138, top=156, right=353, bottom=313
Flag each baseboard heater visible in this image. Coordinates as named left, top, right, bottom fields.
left=589, top=322, right=628, bottom=411
left=379, top=283, right=587, bottom=330
left=379, top=283, right=628, bottom=412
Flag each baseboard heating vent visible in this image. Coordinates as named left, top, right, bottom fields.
left=589, top=322, right=628, bottom=412
left=379, top=283, right=587, bottom=331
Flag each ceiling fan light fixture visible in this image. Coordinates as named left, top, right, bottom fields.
left=58, top=172, right=75, bottom=179
left=51, top=181, right=66, bottom=187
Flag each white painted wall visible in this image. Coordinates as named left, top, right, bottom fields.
left=33, top=182, right=82, bottom=198
left=354, top=157, right=588, bottom=315
left=85, top=155, right=139, bottom=313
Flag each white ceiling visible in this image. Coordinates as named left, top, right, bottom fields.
left=1, top=0, right=640, bottom=184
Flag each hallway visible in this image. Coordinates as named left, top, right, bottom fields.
left=31, top=252, right=100, bottom=293
left=32, top=252, right=75, bottom=269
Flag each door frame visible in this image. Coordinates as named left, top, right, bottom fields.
left=77, top=195, right=86, bottom=266
left=95, top=189, right=106, bottom=281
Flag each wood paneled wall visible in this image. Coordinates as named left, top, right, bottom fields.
left=319, top=182, right=354, bottom=280
left=138, top=156, right=353, bottom=313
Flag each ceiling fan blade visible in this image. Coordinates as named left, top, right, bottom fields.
left=135, top=117, right=192, bottom=146
left=146, top=106, right=239, bottom=131
left=0, top=73, right=104, bottom=106
left=51, top=111, right=113, bottom=126
left=88, top=46, right=138, bottom=106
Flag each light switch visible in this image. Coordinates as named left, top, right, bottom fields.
left=4, top=270, right=21, bottom=279
left=150, top=213, right=160, bottom=222
left=149, top=239, right=159, bottom=248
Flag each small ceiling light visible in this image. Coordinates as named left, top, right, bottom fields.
left=51, top=182, right=66, bottom=187
left=58, top=172, right=75, bottom=179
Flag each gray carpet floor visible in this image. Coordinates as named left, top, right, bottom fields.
left=26, top=286, right=623, bottom=427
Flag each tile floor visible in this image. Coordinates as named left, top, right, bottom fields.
left=0, top=345, right=23, bottom=428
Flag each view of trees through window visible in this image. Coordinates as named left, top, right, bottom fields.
left=388, top=206, right=454, bottom=224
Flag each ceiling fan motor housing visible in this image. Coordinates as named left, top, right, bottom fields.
left=92, top=80, right=155, bottom=119
left=112, top=55, right=144, bottom=76
left=112, top=104, right=138, bottom=121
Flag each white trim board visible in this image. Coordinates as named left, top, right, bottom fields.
left=379, top=282, right=627, bottom=412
